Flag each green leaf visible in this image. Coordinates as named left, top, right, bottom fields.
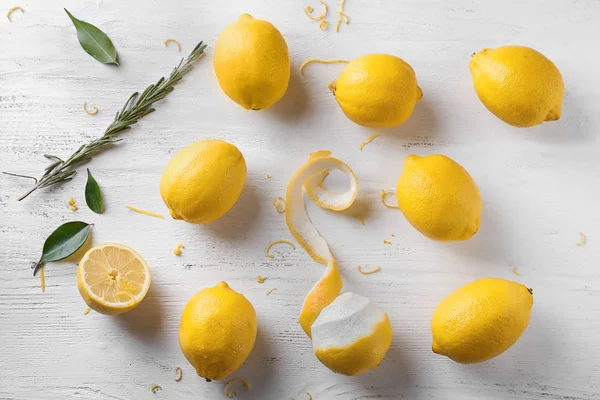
left=64, top=9, right=118, bottom=65
left=85, top=169, right=104, bottom=214
left=34, top=221, right=93, bottom=276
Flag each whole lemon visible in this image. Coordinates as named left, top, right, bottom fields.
left=332, top=54, right=422, bottom=128
left=396, top=154, right=482, bottom=241
left=214, top=14, right=290, bottom=110
left=470, top=45, right=564, bottom=127
left=179, top=282, right=257, bottom=380
left=432, top=278, right=533, bottom=364
left=160, top=140, right=246, bottom=224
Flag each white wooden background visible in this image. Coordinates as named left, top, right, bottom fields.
left=1, top=0, right=600, bottom=399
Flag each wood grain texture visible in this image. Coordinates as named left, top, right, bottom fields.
left=1, top=0, right=600, bottom=399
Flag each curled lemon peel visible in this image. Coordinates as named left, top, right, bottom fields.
left=358, top=265, right=380, bottom=275
left=319, top=19, right=328, bottom=30
left=383, top=239, right=392, bottom=245
left=265, top=288, right=277, bottom=296
left=334, top=0, right=349, bottom=32
left=174, top=366, right=183, bottom=382
left=40, top=265, right=45, bottom=293
left=83, top=101, right=99, bottom=115
left=257, top=276, right=267, bottom=283
left=224, top=378, right=250, bottom=398
left=306, top=5, right=315, bottom=13
left=173, top=244, right=184, bottom=256
left=125, top=205, right=165, bottom=219
left=150, top=384, right=162, bottom=394
left=7, top=6, right=23, bottom=22
left=302, top=1, right=328, bottom=21
left=359, top=134, right=379, bottom=150
left=83, top=307, right=91, bottom=315
left=285, top=151, right=358, bottom=337
left=164, top=38, right=181, bottom=52
left=380, top=190, right=400, bottom=209
left=273, top=197, right=286, bottom=213
left=577, top=232, right=586, bottom=247
left=68, top=197, right=75, bottom=206
left=512, top=266, right=521, bottom=276
left=266, top=240, right=296, bottom=258
left=299, top=59, right=350, bottom=75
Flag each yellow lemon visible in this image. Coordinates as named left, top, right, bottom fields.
left=432, top=278, right=533, bottom=364
left=214, top=14, right=290, bottom=110
left=332, top=54, right=422, bottom=128
left=470, top=45, right=564, bottom=127
left=396, top=154, right=482, bottom=241
left=312, top=293, right=393, bottom=376
left=160, top=140, right=246, bottom=224
left=77, top=243, right=151, bottom=315
left=179, top=282, right=257, bottom=381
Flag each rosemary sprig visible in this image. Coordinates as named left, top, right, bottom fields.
left=5, top=41, right=207, bottom=201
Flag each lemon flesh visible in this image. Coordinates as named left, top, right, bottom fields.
left=396, top=154, right=482, bottom=241
left=77, top=243, right=151, bottom=315
left=470, top=45, right=564, bottom=127
left=214, top=14, right=290, bottom=110
left=432, top=278, right=533, bottom=364
left=160, top=139, right=246, bottom=224
left=179, top=282, right=257, bottom=381
left=333, top=53, right=422, bottom=128
left=312, top=292, right=393, bottom=376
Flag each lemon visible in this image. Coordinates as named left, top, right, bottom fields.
left=396, top=154, right=482, bottom=241
left=179, top=282, right=257, bottom=380
left=214, top=14, right=290, bottom=110
left=432, top=278, right=533, bottom=364
left=77, top=243, right=151, bottom=315
left=312, top=293, right=393, bottom=376
left=470, top=45, right=564, bottom=127
left=160, top=140, right=246, bottom=224
left=332, top=54, right=422, bottom=128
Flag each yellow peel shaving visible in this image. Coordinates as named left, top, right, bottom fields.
left=285, top=150, right=358, bottom=337
left=174, top=366, right=183, bottom=382
left=358, top=265, right=380, bottom=275
left=224, top=378, right=250, bottom=398
left=68, top=197, right=75, bottom=206
left=577, top=232, right=586, bottom=247
left=70, top=205, right=78, bottom=211
left=173, top=244, right=184, bottom=256
left=83, top=307, right=91, bottom=315
left=164, top=38, right=181, bottom=52
left=306, top=5, right=314, bottom=13
left=299, top=59, right=350, bottom=75
left=335, top=0, right=349, bottom=32
left=267, top=175, right=273, bottom=179
left=512, top=266, right=521, bottom=276
left=273, top=197, right=286, bottom=213
left=7, top=6, right=23, bottom=22
left=380, top=190, right=400, bottom=209
left=355, top=213, right=365, bottom=225
left=125, top=205, right=165, bottom=219
left=83, top=101, right=99, bottom=115
left=40, top=265, right=45, bottom=292
left=359, top=134, right=379, bottom=150
left=266, top=240, right=296, bottom=258
left=302, top=1, right=328, bottom=21
left=265, top=288, right=277, bottom=296
left=257, top=276, right=267, bottom=283
left=150, top=384, right=162, bottom=394
left=319, top=19, right=328, bottom=30
left=383, top=239, right=392, bottom=245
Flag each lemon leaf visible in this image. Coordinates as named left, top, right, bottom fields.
left=64, top=8, right=118, bottom=65
left=34, top=221, right=93, bottom=276
left=85, top=169, right=104, bottom=214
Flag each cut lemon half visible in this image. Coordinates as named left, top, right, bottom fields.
left=77, top=243, right=151, bottom=315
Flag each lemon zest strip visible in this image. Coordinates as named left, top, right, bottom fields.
left=224, top=378, right=251, bottom=398
left=173, top=243, right=184, bottom=256
left=164, top=38, right=181, bottom=52
left=273, top=197, right=286, bottom=213
left=40, top=264, right=45, bottom=292
left=380, top=190, right=400, bottom=209
left=359, top=134, right=379, bottom=150
left=355, top=213, right=365, bottom=225
left=302, top=1, right=328, bottom=21
left=334, top=0, right=349, bottom=32
left=256, top=276, right=267, bottom=283
left=266, top=240, right=296, bottom=258
left=267, top=175, right=272, bottom=179
left=174, top=366, right=183, bottom=382
left=150, top=384, right=162, bottom=393
left=383, top=239, right=392, bottom=244
left=576, top=232, right=586, bottom=247
left=7, top=6, right=23, bottom=22
left=512, top=266, right=521, bottom=276
left=299, top=58, right=350, bottom=75
left=83, top=307, right=91, bottom=315
left=265, top=288, right=277, bottom=296
left=125, top=205, right=165, bottom=219
left=319, top=19, right=328, bottom=30
left=68, top=197, right=75, bottom=206
left=83, top=101, right=99, bottom=115
left=358, top=265, right=380, bottom=275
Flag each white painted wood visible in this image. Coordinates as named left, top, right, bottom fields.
left=1, top=0, right=599, bottom=399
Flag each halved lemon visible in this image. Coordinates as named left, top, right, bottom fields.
left=77, top=243, right=151, bottom=315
